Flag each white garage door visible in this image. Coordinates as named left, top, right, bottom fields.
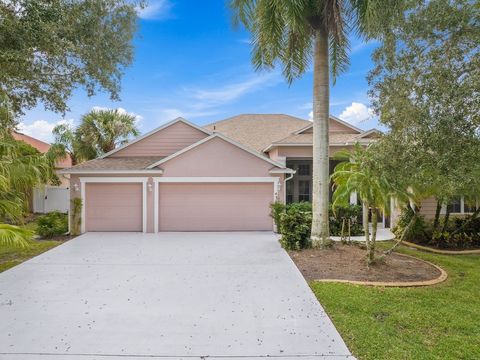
left=158, top=183, right=274, bottom=231
left=85, top=183, right=143, bottom=232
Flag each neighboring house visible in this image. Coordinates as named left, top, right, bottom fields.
left=60, top=114, right=473, bottom=233
left=13, top=131, right=72, bottom=213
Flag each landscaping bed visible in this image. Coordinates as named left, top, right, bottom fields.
left=289, top=244, right=441, bottom=283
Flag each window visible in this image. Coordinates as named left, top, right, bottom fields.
left=464, top=202, right=476, bottom=213
left=298, top=180, right=310, bottom=202
left=447, top=197, right=461, bottom=213
left=286, top=181, right=294, bottom=203
left=447, top=197, right=478, bottom=214
left=297, top=164, right=310, bottom=176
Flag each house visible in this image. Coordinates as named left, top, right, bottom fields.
left=12, top=131, right=72, bottom=213
left=60, top=114, right=383, bottom=233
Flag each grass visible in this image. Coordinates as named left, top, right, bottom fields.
left=1, top=216, right=63, bottom=273
left=0, top=240, right=62, bottom=273
left=310, top=243, right=480, bottom=359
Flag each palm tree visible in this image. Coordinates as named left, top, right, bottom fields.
left=76, top=109, right=140, bottom=157
left=0, top=130, right=54, bottom=246
left=230, top=0, right=404, bottom=248
left=52, top=123, right=95, bottom=165
left=331, top=144, right=400, bottom=264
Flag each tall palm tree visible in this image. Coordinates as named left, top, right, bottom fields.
left=230, top=0, right=404, bottom=247
left=76, top=109, right=140, bottom=157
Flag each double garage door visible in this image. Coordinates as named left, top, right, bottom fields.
left=84, top=182, right=273, bottom=232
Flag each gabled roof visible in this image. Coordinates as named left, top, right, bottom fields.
left=354, top=128, right=383, bottom=139
left=100, top=117, right=212, bottom=159
left=204, top=114, right=310, bottom=153
left=58, top=156, right=164, bottom=174
left=147, top=132, right=288, bottom=170
left=293, top=115, right=363, bottom=135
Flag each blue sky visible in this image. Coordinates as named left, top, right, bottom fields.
left=19, top=0, right=382, bottom=143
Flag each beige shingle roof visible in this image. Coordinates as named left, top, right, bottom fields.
left=204, top=114, right=310, bottom=152
left=65, top=157, right=162, bottom=172
left=272, top=133, right=362, bottom=145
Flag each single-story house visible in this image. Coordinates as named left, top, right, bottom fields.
left=60, top=114, right=456, bottom=233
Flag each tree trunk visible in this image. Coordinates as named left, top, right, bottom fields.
left=311, top=28, right=330, bottom=248
left=369, top=209, right=378, bottom=264
left=433, top=198, right=442, bottom=232
left=442, top=204, right=451, bottom=233
left=363, top=201, right=371, bottom=259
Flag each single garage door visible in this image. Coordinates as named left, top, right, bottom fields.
left=158, top=183, right=273, bottom=231
left=85, top=183, right=143, bottom=232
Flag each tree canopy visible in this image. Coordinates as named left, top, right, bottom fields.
left=368, top=0, right=480, bottom=204
left=0, top=0, right=139, bottom=116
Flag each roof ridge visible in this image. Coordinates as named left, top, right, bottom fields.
left=205, top=113, right=310, bottom=127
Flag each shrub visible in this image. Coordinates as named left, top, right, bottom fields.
left=36, top=211, right=68, bottom=238
left=393, top=207, right=430, bottom=243
left=330, top=204, right=363, bottom=236
left=279, top=205, right=312, bottom=250
left=274, top=202, right=364, bottom=249
left=270, top=202, right=286, bottom=232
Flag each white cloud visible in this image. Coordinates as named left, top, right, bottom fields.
left=136, top=0, right=171, bottom=20
left=18, top=119, right=74, bottom=144
left=339, top=102, right=373, bottom=125
left=188, top=72, right=281, bottom=108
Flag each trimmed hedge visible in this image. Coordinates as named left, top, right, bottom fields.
left=270, top=202, right=363, bottom=250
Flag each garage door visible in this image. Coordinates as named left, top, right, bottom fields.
left=85, top=183, right=143, bottom=232
left=158, top=183, right=273, bottom=231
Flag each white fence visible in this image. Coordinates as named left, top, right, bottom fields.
left=33, top=186, right=69, bottom=214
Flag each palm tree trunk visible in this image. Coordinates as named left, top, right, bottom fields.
left=363, top=201, right=371, bottom=258
left=370, top=209, right=378, bottom=264
left=311, top=28, right=330, bottom=248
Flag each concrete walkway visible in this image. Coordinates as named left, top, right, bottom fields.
left=0, top=232, right=353, bottom=359
left=331, top=227, right=395, bottom=242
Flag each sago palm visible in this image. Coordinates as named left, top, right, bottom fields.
left=76, top=109, right=140, bottom=156
left=231, top=0, right=404, bottom=247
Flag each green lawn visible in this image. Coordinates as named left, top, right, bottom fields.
left=311, top=244, right=480, bottom=360
left=0, top=240, right=62, bottom=273
left=1, top=217, right=63, bottom=273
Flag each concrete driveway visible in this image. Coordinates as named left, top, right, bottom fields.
left=0, top=232, right=352, bottom=359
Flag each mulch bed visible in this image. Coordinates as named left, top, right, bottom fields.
left=288, top=244, right=441, bottom=283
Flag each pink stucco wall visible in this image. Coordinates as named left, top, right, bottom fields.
left=160, top=136, right=276, bottom=177
left=158, top=183, right=274, bottom=231
left=110, top=121, right=208, bottom=157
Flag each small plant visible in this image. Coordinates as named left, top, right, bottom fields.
left=329, top=204, right=363, bottom=237
left=37, top=211, right=68, bottom=238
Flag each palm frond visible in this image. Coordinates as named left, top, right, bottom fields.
left=0, top=224, right=33, bottom=248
